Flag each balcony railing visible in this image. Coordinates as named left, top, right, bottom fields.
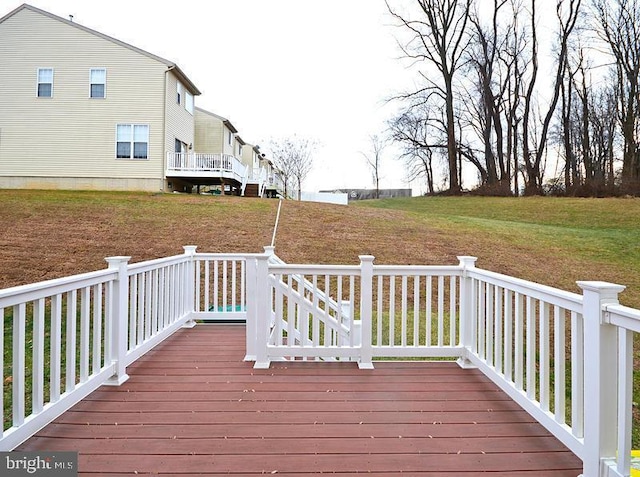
left=2, top=245, right=640, bottom=477
left=266, top=173, right=286, bottom=197
left=166, top=152, right=248, bottom=183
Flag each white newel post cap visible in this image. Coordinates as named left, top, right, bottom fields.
left=457, top=256, right=478, bottom=268
left=577, top=281, right=626, bottom=302
left=263, top=246, right=275, bottom=256
left=105, top=256, right=131, bottom=268
left=359, top=255, right=375, bottom=263
left=183, top=245, right=197, bottom=255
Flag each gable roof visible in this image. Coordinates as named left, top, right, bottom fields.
left=0, top=3, right=201, bottom=95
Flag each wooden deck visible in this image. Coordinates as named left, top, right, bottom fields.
left=18, top=325, right=582, bottom=476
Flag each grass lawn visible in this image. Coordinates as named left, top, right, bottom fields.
left=355, top=196, right=640, bottom=308
left=2, top=191, right=638, bottom=308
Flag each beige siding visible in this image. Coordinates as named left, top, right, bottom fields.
left=222, top=125, right=235, bottom=156
left=0, top=8, right=189, bottom=190
left=194, top=109, right=223, bottom=154
left=241, top=144, right=259, bottom=169
left=165, top=72, right=195, bottom=160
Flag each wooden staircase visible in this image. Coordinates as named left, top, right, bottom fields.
left=243, top=183, right=260, bottom=197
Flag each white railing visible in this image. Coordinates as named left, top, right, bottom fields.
left=3, top=246, right=640, bottom=477
left=252, top=166, right=268, bottom=197
left=1, top=266, right=120, bottom=451
left=0, top=246, right=255, bottom=451
left=246, top=253, right=640, bottom=477
left=166, top=152, right=247, bottom=181
left=193, top=253, right=252, bottom=320
left=266, top=173, right=286, bottom=196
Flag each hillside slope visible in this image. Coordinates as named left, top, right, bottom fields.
left=1, top=191, right=638, bottom=307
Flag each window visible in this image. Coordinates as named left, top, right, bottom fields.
left=185, top=91, right=193, bottom=114
left=228, top=130, right=232, bottom=145
left=90, top=68, right=106, bottom=98
left=176, top=81, right=182, bottom=105
left=238, top=143, right=242, bottom=156
left=37, top=68, right=53, bottom=97
left=116, top=124, right=149, bottom=159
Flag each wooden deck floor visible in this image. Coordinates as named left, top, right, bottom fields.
left=18, top=325, right=582, bottom=476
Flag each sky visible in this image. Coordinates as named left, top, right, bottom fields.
left=2, top=0, right=420, bottom=193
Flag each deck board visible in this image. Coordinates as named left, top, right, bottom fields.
left=18, top=325, right=582, bottom=476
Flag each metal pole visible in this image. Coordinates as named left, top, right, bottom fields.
left=271, top=199, right=282, bottom=248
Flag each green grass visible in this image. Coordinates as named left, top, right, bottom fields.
left=355, top=196, right=640, bottom=307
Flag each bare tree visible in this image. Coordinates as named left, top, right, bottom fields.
left=361, top=135, right=387, bottom=198
left=387, top=104, right=440, bottom=194
left=269, top=137, right=316, bottom=200
left=387, top=0, right=472, bottom=193
left=462, top=0, right=515, bottom=194
left=593, top=0, right=640, bottom=194
left=520, top=0, right=583, bottom=195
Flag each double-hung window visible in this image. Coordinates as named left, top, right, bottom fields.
left=177, top=81, right=182, bottom=105
left=116, top=124, right=149, bottom=160
left=37, top=68, right=53, bottom=97
left=90, top=68, right=106, bottom=98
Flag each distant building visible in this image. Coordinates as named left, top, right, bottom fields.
left=320, top=189, right=412, bottom=201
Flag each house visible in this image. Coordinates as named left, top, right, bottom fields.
left=242, top=143, right=287, bottom=199
left=183, top=106, right=286, bottom=198
left=0, top=4, right=203, bottom=193
left=261, top=157, right=287, bottom=198
left=183, top=107, right=249, bottom=195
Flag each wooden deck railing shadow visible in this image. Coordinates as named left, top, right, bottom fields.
left=2, top=244, right=640, bottom=477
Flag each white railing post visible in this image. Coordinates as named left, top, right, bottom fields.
left=578, top=281, right=626, bottom=477
left=254, top=254, right=271, bottom=369
left=359, top=255, right=375, bottom=369
left=182, top=245, right=198, bottom=328
left=104, top=256, right=131, bottom=386
left=244, top=256, right=258, bottom=361
left=457, top=256, right=478, bottom=369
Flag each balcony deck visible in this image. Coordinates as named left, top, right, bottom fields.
left=17, top=324, right=581, bottom=476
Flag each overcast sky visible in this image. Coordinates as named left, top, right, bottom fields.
left=3, top=0, right=419, bottom=192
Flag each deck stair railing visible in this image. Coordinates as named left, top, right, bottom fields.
left=265, top=248, right=353, bottom=353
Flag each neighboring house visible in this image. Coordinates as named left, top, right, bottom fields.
left=241, top=143, right=261, bottom=174
left=260, top=156, right=287, bottom=199
left=0, top=3, right=201, bottom=192
left=188, top=107, right=282, bottom=197
left=187, top=107, right=245, bottom=194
